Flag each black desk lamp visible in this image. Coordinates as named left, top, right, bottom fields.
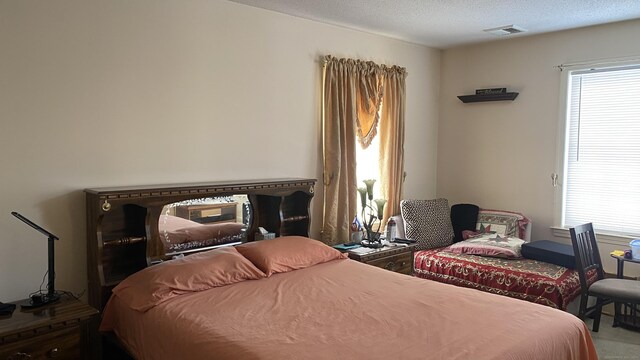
left=11, top=212, right=61, bottom=308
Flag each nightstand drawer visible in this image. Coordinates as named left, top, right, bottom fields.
left=366, top=252, right=413, bottom=275
left=0, top=326, right=80, bottom=360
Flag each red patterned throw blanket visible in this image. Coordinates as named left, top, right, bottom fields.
left=414, top=248, right=596, bottom=310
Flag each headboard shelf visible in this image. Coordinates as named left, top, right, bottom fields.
left=85, top=178, right=316, bottom=312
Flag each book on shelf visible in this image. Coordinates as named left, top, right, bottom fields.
left=333, top=243, right=361, bottom=251
left=475, top=87, right=507, bottom=95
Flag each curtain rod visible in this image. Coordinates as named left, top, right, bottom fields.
left=555, top=55, right=640, bottom=71
left=321, top=55, right=407, bottom=74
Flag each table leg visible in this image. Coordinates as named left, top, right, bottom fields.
left=616, top=259, right=624, bottom=279
left=613, top=258, right=624, bottom=327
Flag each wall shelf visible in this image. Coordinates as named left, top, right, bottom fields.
left=457, top=92, right=519, bottom=103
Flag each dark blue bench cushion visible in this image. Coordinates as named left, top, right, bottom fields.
left=521, top=240, right=576, bottom=269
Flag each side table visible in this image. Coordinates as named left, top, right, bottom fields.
left=347, top=244, right=416, bottom=275
left=610, top=254, right=640, bottom=329
left=0, top=295, right=99, bottom=359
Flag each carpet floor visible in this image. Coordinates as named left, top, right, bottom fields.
left=584, top=314, right=640, bottom=360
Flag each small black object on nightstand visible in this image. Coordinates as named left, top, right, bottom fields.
left=393, top=238, right=416, bottom=244
left=0, top=303, right=16, bottom=316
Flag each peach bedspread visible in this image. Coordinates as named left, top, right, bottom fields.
left=101, top=259, right=598, bottom=360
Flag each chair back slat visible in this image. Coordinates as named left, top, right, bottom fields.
left=570, top=223, right=605, bottom=290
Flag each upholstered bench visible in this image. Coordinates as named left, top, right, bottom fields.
left=521, top=240, right=576, bottom=269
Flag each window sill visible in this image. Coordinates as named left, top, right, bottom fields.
left=550, top=226, right=636, bottom=247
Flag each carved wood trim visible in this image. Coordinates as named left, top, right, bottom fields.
left=88, top=179, right=315, bottom=205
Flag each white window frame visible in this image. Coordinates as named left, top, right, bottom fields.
left=552, top=58, right=640, bottom=246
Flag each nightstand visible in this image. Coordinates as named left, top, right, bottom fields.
left=348, top=244, right=416, bottom=275
left=0, top=296, right=99, bottom=359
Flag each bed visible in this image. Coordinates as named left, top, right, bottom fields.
left=86, top=182, right=597, bottom=359
left=396, top=201, right=595, bottom=310
left=100, top=236, right=597, bottom=360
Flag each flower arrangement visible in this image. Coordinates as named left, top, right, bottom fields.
left=357, top=179, right=386, bottom=247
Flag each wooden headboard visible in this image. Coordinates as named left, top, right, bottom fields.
left=85, top=178, right=316, bottom=312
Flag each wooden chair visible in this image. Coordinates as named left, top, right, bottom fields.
left=570, top=223, right=640, bottom=331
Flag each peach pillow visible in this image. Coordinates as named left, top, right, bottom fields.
left=112, top=246, right=265, bottom=312
left=235, top=236, right=348, bottom=276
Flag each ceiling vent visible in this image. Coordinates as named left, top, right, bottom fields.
left=483, top=25, right=527, bottom=36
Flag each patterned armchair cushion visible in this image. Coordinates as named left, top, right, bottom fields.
left=400, top=198, right=454, bottom=250
left=476, top=209, right=530, bottom=240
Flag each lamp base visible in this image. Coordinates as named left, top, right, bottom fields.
left=20, top=293, right=61, bottom=309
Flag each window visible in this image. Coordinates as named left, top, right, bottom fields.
left=562, top=64, right=640, bottom=235
left=356, top=122, right=381, bottom=215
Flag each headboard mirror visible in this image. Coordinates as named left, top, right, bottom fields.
left=159, top=195, right=250, bottom=256
left=85, top=178, right=315, bottom=311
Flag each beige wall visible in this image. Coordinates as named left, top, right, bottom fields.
left=10, top=1, right=634, bottom=303
left=0, top=0, right=440, bottom=301
left=438, top=19, right=640, bottom=276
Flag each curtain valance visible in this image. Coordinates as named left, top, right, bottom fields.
left=323, top=55, right=407, bottom=149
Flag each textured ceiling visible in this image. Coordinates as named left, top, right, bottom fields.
left=228, top=0, right=640, bottom=48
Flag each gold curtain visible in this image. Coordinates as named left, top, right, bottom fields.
left=322, top=55, right=406, bottom=244
left=379, top=66, right=407, bottom=221
left=322, top=56, right=357, bottom=244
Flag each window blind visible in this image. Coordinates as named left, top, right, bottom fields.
left=564, top=65, right=640, bottom=235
